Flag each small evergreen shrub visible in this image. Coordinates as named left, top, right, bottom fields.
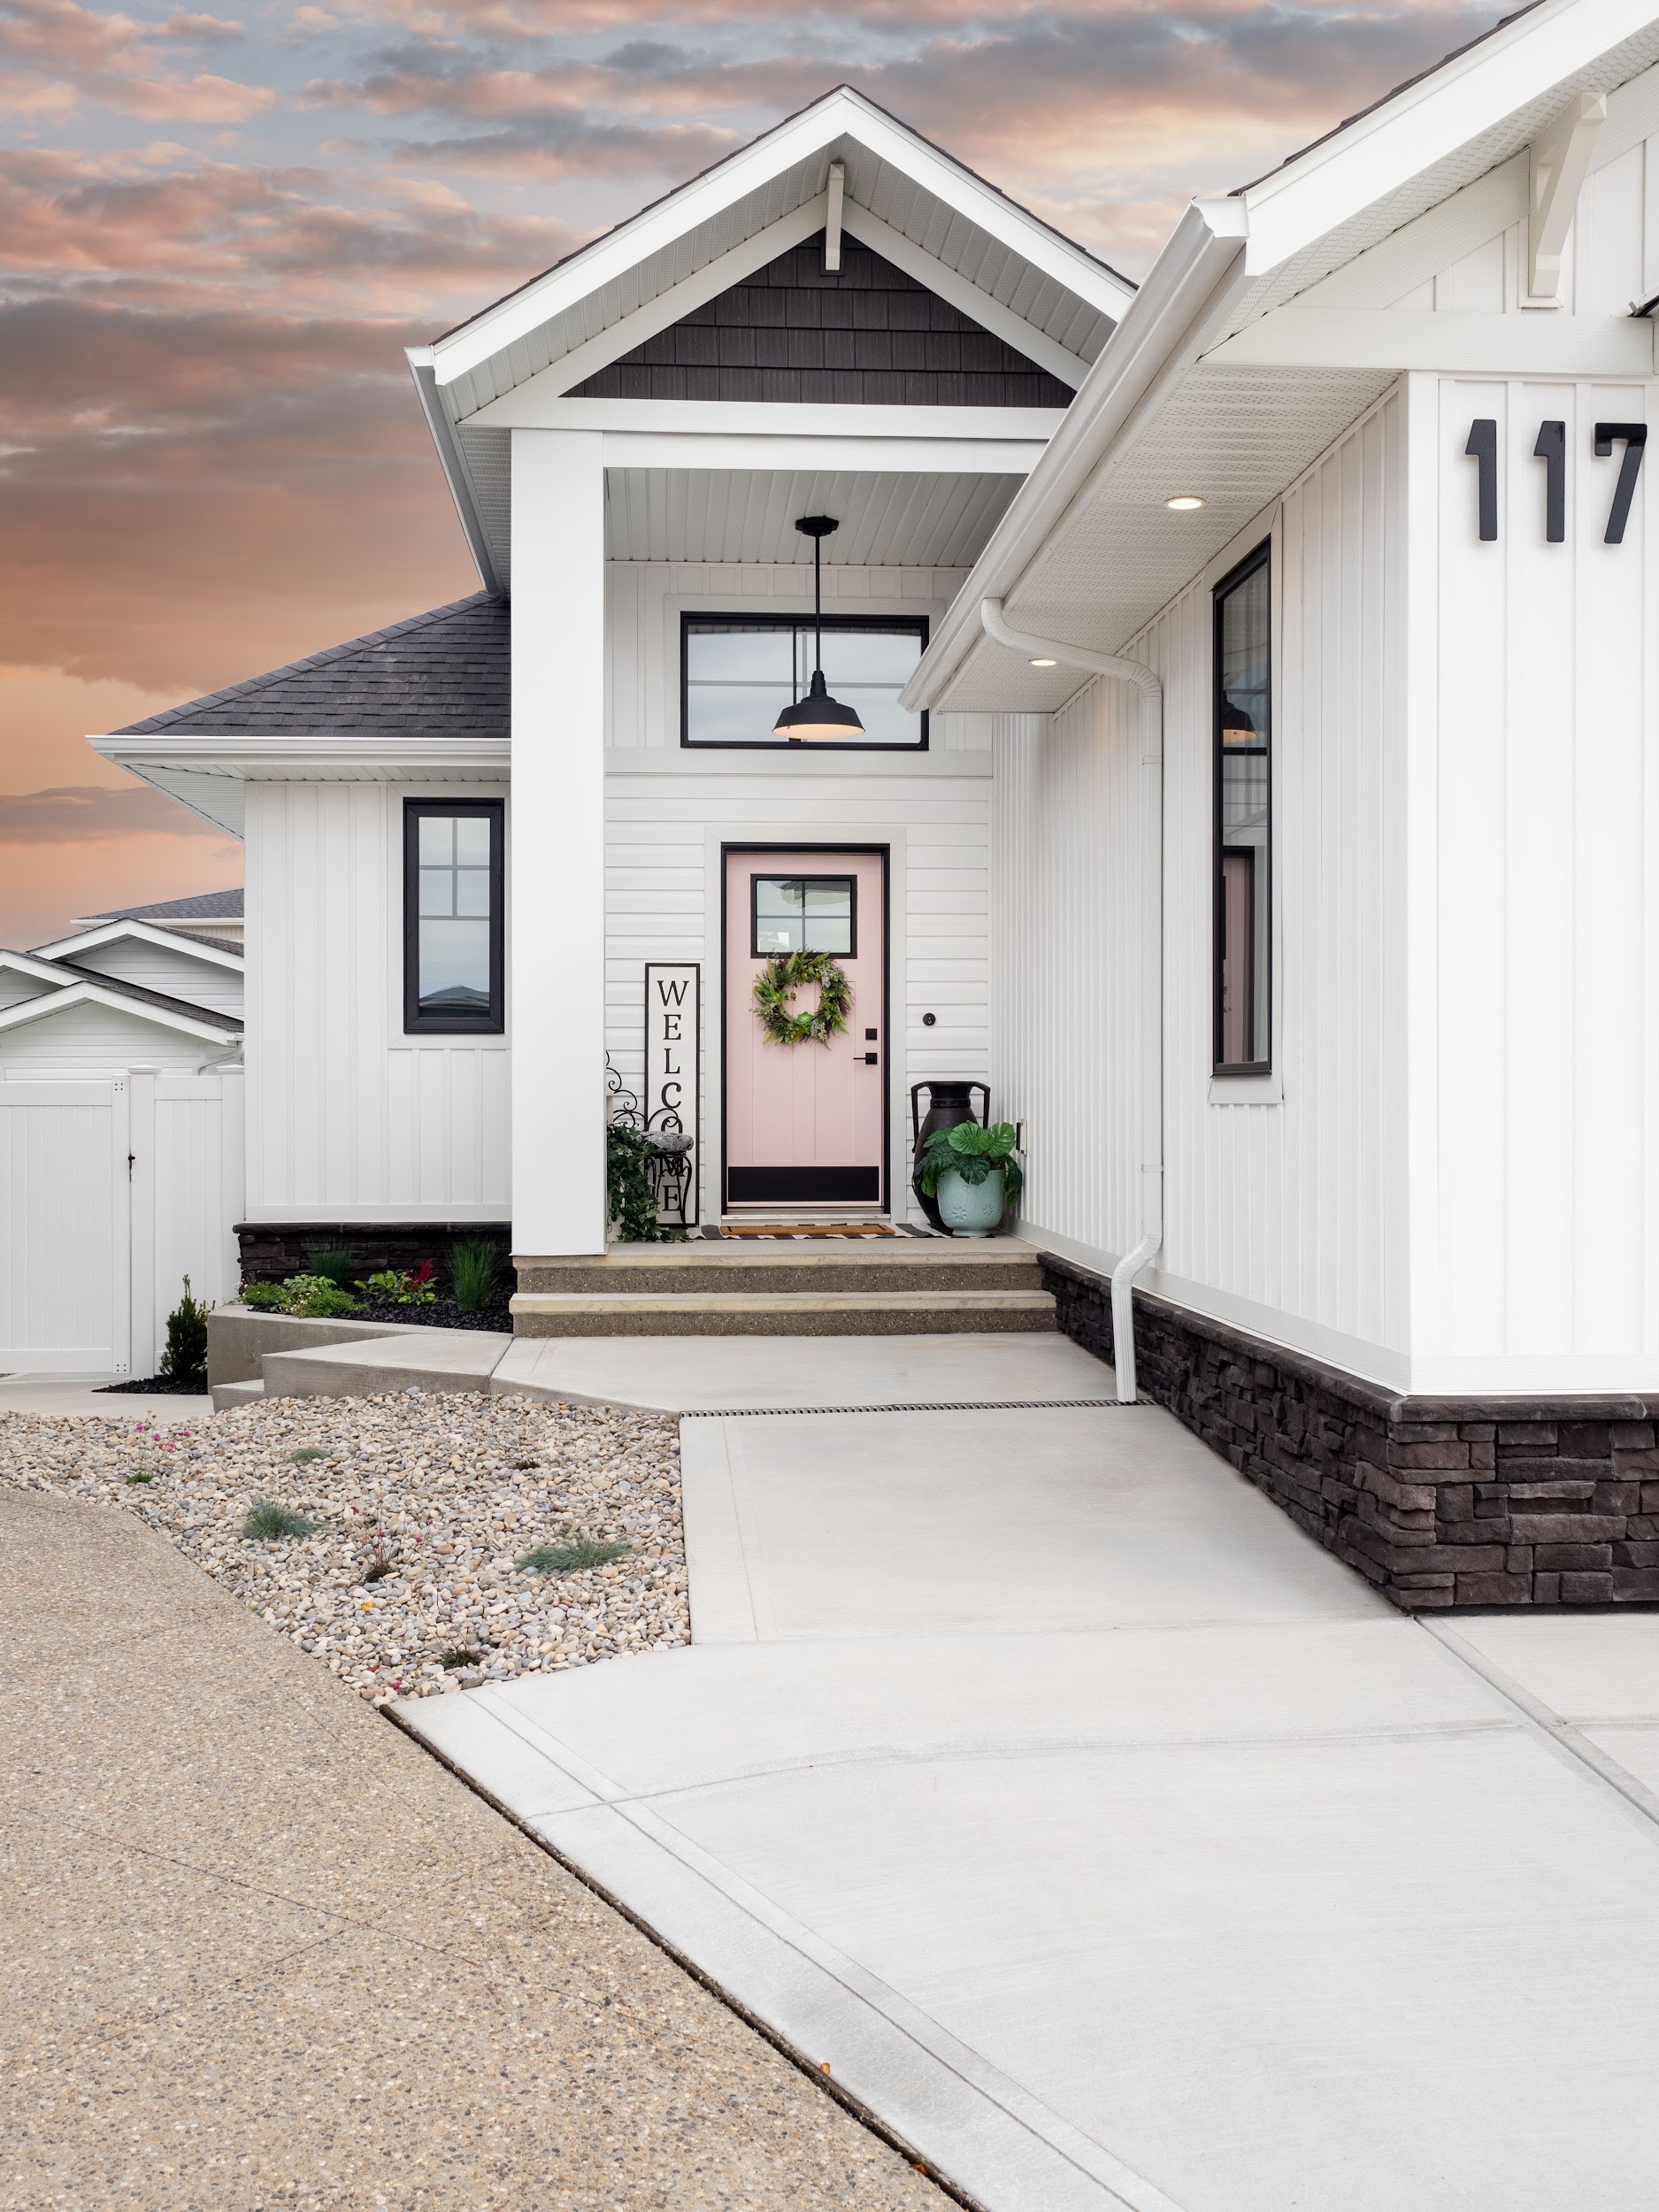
left=159, top=1276, right=210, bottom=1386
left=516, top=1536, right=632, bottom=1574
left=448, top=1240, right=499, bottom=1312
left=242, top=1500, right=320, bottom=1540
left=304, top=1247, right=357, bottom=1288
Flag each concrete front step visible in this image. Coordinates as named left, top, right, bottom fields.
left=211, top=1379, right=265, bottom=1410
left=510, top=1289, right=1056, bottom=1337
left=515, top=1238, right=1045, bottom=1298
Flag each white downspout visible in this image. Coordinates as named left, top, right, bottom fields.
left=980, top=598, right=1164, bottom=1404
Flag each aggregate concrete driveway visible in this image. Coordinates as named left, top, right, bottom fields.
left=0, top=1480, right=942, bottom=2212
left=409, top=1364, right=1659, bottom=2212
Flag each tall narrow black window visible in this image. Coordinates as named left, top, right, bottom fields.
left=1213, top=544, right=1271, bottom=1074
left=403, top=800, right=503, bottom=1033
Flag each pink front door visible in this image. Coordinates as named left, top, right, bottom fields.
left=724, top=848, right=887, bottom=1211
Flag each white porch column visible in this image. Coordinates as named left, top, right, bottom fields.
left=511, top=428, right=607, bottom=1254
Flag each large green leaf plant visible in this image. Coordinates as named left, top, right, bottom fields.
left=914, top=1120, right=1023, bottom=1207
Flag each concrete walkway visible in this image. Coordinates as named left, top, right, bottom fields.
left=0, top=1371, right=212, bottom=1419
left=405, top=1350, right=1659, bottom=2212
left=0, top=1481, right=941, bottom=2210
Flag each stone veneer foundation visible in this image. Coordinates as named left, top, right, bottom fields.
left=236, top=1222, right=511, bottom=1281
left=1041, top=1250, right=1659, bottom=1611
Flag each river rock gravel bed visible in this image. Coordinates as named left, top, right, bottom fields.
left=0, top=1392, right=688, bottom=1701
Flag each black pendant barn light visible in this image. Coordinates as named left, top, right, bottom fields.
left=772, top=515, right=864, bottom=741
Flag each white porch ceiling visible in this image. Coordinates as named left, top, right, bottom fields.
left=604, top=468, right=1020, bottom=567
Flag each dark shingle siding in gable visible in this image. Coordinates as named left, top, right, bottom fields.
left=115, top=595, right=510, bottom=741
left=572, top=234, right=1073, bottom=409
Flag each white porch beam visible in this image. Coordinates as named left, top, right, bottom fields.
left=1527, top=91, right=1607, bottom=303
left=840, top=204, right=1094, bottom=387
left=511, top=430, right=607, bottom=1256
left=599, top=431, right=1046, bottom=473
left=471, top=394, right=1066, bottom=438
left=1202, top=307, right=1654, bottom=374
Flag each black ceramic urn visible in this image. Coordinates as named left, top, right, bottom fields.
left=909, top=1080, right=990, bottom=1233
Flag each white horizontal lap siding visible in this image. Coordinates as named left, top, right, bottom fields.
left=65, top=940, right=243, bottom=1018
left=1420, top=372, right=1656, bottom=1389
left=246, top=783, right=510, bottom=1222
left=604, top=768, right=989, bottom=1217
left=0, top=1004, right=210, bottom=1075
left=1000, top=390, right=1407, bottom=1379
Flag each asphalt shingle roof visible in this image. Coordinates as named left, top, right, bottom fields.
left=114, top=595, right=510, bottom=741
left=0, top=949, right=242, bottom=1033
left=81, top=889, right=244, bottom=922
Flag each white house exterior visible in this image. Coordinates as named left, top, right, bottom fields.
left=94, top=16, right=1659, bottom=1605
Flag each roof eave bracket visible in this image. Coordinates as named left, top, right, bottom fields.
left=1525, top=91, right=1605, bottom=308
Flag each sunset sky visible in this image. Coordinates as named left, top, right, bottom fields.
left=0, top=0, right=1497, bottom=945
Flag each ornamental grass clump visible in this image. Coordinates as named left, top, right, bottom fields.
left=242, top=1500, right=321, bottom=1541
left=448, top=1240, right=499, bottom=1312
left=303, top=1247, right=357, bottom=1288
left=517, top=1535, right=633, bottom=1574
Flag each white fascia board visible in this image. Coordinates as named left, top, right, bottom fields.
left=408, top=357, right=503, bottom=594
left=431, top=87, right=1131, bottom=389
left=0, top=949, right=70, bottom=985
left=92, top=734, right=511, bottom=775
left=32, top=918, right=244, bottom=973
left=904, top=198, right=1248, bottom=710
left=838, top=204, right=1093, bottom=386
left=484, top=200, right=827, bottom=413
left=1203, top=306, right=1655, bottom=372
left=601, top=431, right=1047, bottom=473
left=0, top=979, right=237, bottom=1046
left=1240, top=0, right=1659, bottom=277
left=481, top=396, right=1065, bottom=438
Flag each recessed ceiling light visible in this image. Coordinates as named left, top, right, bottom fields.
left=1028, top=656, right=1057, bottom=668
left=1165, top=494, right=1204, bottom=511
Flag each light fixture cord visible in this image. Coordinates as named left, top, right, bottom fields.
left=815, top=530, right=824, bottom=678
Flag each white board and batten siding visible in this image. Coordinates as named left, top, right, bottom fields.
left=0, top=1067, right=243, bottom=1374
left=244, top=781, right=511, bottom=1224
left=996, top=388, right=1410, bottom=1386
left=605, top=564, right=991, bottom=1221
left=1417, top=370, right=1659, bottom=1392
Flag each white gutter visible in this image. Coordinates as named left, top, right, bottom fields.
left=980, top=598, right=1164, bottom=1405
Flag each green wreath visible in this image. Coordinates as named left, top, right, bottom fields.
left=753, top=950, right=852, bottom=1047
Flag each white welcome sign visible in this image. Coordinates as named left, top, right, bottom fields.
left=644, top=963, right=700, bottom=1227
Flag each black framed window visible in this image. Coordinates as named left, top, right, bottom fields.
left=403, top=800, right=503, bottom=1033
left=1213, top=543, right=1271, bottom=1074
left=682, top=614, right=928, bottom=749
left=751, top=875, right=856, bottom=957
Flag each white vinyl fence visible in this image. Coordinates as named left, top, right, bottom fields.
left=0, top=1065, right=243, bottom=1375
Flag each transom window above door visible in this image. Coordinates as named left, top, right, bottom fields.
left=683, top=614, right=928, bottom=749
left=751, top=875, right=856, bottom=956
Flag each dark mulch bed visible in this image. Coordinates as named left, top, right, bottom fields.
left=97, top=1375, right=209, bottom=1394
left=355, top=1296, right=511, bottom=1333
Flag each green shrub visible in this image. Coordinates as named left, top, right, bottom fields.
left=242, top=1500, right=320, bottom=1540
left=516, top=1536, right=632, bottom=1574
left=239, top=1279, right=287, bottom=1311
left=360, top=1264, right=436, bottom=1306
left=158, top=1275, right=210, bottom=1386
left=606, top=1125, right=672, bottom=1243
left=449, top=1240, right=498, bottom=1312
left=304, top=1247, right=357, bottom=1288
left=282, top=1275, right=364, bottom=1318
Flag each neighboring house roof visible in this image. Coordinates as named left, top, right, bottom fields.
left=0, top=955, right=242, bottom=1042
left=112, top=595, right=508, bottom=739
left=35, top=918, right=245, bottom=974
left=73, top=888, right=242, bottom=925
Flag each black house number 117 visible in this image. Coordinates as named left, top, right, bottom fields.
left=1466, top=417, right=1647, bottom=544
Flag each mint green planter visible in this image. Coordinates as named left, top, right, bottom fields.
left=936, top=1165, right=1007, bottom=1238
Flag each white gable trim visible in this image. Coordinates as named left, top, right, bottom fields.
left=0, top=979, right=238, bottom=1045
left=33, top=918, right=245, bottom=973
left=1204, top=305, right=1651, bottom=371
left=429, top=88, right=1131, bottom=389
left=0, top=949, right=73, bottom=987
left=839, top=204, right=1091, bottom=387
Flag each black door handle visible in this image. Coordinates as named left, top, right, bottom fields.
left=864, top=1053, right=879, bottom=1065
